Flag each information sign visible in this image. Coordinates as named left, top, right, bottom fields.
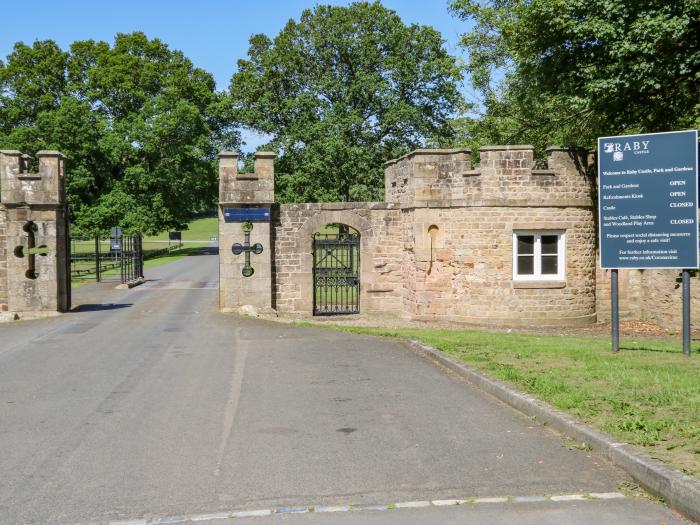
left=598, top=130, right=699, bottom=269
left=223, top=207, right=271, bottom=222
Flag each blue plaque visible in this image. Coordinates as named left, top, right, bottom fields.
left=223, top=207, right=271, bottom=222
left=598, top=130, right=699, bottom=269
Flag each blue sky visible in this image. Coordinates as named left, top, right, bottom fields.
left=0, top=1, right=474, bottom=151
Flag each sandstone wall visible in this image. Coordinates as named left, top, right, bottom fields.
left=274, top=202, right=404, bottom=317
left=403, top=206, right=596, bottom=326
left=387, top=146, right=597, bottom=326
left=597, top=267, right=700, bottom=331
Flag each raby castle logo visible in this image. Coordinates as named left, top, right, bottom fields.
left=603, top=140, right=651, bottom=162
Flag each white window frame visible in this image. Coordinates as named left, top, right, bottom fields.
left=512, top=230, right=566, bottom=281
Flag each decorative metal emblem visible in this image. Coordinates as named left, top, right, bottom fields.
left=232, top=221, right=263, bottom=277
left=13, top=221, right=48, bottom=279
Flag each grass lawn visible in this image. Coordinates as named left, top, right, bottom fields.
left=307, top=323, right=700, bottom=479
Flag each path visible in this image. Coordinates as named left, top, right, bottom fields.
left=0, top=251, right=689, bottom=524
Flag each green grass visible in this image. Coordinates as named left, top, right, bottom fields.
left=305, top=323, right=700, bottom=479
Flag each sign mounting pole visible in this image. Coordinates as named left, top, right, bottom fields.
left=682, top=269, right=691, bottom=356
left=611, top=269, right=619, bottom=352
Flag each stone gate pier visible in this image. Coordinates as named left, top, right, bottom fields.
left=0, top=150, right=70, bottom=320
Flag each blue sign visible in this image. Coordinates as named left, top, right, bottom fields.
left=598, top=130, right=699, bottom=269
left=223, top=207, right=271, bottom=222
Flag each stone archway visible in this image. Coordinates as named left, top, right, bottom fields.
left=294, top=209, right=373, bottom=314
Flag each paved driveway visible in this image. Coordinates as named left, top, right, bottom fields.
left=0, top=252, right=689, bottom=524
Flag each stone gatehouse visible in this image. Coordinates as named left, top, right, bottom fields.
left=219, top=146, right=603, bottom=326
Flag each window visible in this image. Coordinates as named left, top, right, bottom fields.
left=513, top=231, right=565, bottom=280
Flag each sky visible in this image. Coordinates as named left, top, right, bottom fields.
left=0, top=0, right=474, bottom=151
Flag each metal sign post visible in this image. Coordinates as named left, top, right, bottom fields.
left=683, top=269, right=691, bottom=356
left=598, top=130, right=699, bottom=354
left=611, top=269, right=619, bottom=352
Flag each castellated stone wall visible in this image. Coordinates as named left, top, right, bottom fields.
left=385, top=146, right=597, bottom=326
left=221, top=144, right=696, bottom=329
left=268, top=146, right=598, bottom=326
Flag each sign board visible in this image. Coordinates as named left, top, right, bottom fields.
left=168, top=231, right=182, bottom=241
left=598, top=130, right=699, bottom=269
left=223, top=207, right=271, bottom=222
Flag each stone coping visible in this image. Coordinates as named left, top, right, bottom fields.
left=279, top=201, right=398, bottom=211
left=220, top=200, right=594, bottom=211
left=218, top=151, right=277, bottom=158
left=480, top=145, right=534, bottom=151
left=0, top=150, right=66, bottom=158
left=384, top=147, right=472, bottom=167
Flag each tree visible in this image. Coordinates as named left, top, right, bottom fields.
left=229, top=2, right=463, bottom=203
left=0, top=33, right=238, bottom=235
left=449, top=0, right=700, bottom=152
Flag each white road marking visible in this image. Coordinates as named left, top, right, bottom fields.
left=102, top=492, right=627, bottom=524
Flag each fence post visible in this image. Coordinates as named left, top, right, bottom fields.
left=95, top=236, right=101, bottom=282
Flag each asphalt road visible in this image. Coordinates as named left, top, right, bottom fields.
left=0, top=250, right=689, bottom=524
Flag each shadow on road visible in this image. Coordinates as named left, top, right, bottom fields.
left=71, top=303, right=133, bottom=313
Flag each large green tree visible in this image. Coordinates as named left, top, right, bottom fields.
left=0, top=33, right=237, bottom=235
left=449, top=0, right=700, bottom=152
left=229, top=1, right=463, bottom=203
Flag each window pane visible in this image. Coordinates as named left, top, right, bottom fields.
left=517, top=235, right=534, bottom=255
left=518, top=255, right=534, bottom=275
left=541, top=235, right=558, bottom=254
left=542, top=255, right=558, bottom=274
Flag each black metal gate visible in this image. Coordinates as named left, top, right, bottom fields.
left=120, top=233, right=144, bottom=283
left=70, top=232, right=143, bottom=285
left=313, top=232, right=360, bottom=315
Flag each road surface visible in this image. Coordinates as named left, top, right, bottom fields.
left=0, top=250, right=689, bottom=524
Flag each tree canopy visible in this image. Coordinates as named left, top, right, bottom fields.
left=449, top=0, right=700, bottom=153
left=229, top=1, right=463, bottom=203
left=0, top=32, right=237, bottom=235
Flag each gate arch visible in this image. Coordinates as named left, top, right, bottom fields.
left=313, top=225, right=360, bottom=315
left=294, top=209, right=373, bottom=315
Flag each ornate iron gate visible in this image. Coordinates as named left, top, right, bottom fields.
left=120, top=233, right=144, bottom=283
left=69, top=232, right=143, bottom=284
left=313, top=232, right=360, bottom=315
